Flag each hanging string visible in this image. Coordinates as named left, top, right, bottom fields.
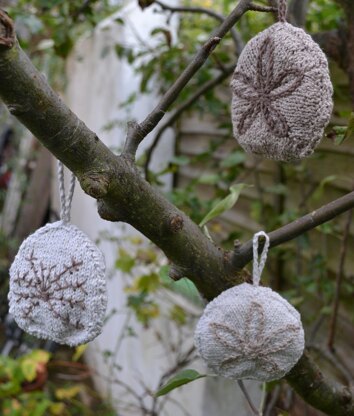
left=278, top=0, right=287, bottom=23
left=252, top=231, right=270, bottom=286
left=58, top=161, right=76, bottom=223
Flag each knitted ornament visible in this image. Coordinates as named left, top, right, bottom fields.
left=195, top=232, right=304, bottom=382
left=8, top=162, right=107, bottom=347
left=231, top=0, right=333, bottom=162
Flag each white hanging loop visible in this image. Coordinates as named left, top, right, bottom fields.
left=57, top=161, right=76, bottom=223
left=252, top=231, right=270, bottom=286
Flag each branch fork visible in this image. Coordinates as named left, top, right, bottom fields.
left=0, top=10, right=15, bottom=48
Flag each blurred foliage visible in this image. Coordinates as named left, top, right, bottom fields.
left=0, top=348, right=114, bottom=415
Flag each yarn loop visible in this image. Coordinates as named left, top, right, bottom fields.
left=252, top=231, right=270, bottom=286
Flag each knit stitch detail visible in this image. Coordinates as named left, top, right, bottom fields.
left=194, top=283, right=304, bottom=381
left=231, top=23, right=333, bottom=162
left=9, top=221, right=107, bottom=346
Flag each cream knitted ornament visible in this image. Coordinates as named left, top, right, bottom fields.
left=231, top=0, right=333, bottom=162
left=195, top=232, right=304, bottom=382
left=8, top=162, right=107, bottom=347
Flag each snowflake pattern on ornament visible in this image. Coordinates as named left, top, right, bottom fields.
left=9, top=221, right=107, bottom=346
left=12, top=249, right=86, bottom=330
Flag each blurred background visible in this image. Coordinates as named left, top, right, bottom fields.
left=0, top=0, right=353, bottom=415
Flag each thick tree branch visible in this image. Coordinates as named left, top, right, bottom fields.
left=144, top=64, right=235, bottom=179
left=0, top=12, right=244, bottom=301
left=1, top=8, right=354, bottom=416
left=287, top=352, right=354, bottom=416
left=122, top=0, right=251, bottom=158
left=233, top=191, right=354, bottom=269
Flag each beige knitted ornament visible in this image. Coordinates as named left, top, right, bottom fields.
left=231, top=0, right=333, bottom=162
left=195, top=232, right=304, bottom=382
left=8, top=162, right=107, bottom=347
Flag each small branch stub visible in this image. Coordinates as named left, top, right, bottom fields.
left=79, top=173, right=110, bottom=199
left=97, top=200, right=123, bottom=222
left=169, top=214, right=184, bottom=233
left=169, top=263, right=187, bottom=281
left=122, top=120, right=144, bottom=160
left=0, top=9, right=15, bottom=48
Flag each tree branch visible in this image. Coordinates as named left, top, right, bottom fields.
left=0, top=12, right=245, bottom=300
left=248, top=3, right=278, bottom=13
left=122, top=0, right=251, bottom=159
left=153, top=0, right=244, bottom=55
left=287, top=352, right=354, bottom=416
left=144, top=64, right=235, bottom=179
left=327, top=208, right=353, bottom=351
left=233, top=191, right=354, bottom=269
left=0, top=9, right=14, bottom=48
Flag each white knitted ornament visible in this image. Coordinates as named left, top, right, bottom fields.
left=231, top=0, right=333, bottom=162
left=195, top=232, right=304, bottom=382
left=8, top=162, right=107, bottom=347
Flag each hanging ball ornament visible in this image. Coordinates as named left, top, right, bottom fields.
left=8, top=162, right=107, bottom=347
left=231, top=0, right=333, bottom=162
left=194, top=232, right=304, bottom=382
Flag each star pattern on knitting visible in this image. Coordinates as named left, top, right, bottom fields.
left=12, top=250, right=87, bottom=329
left=209, top=301, right=300, bottom=374
left=232, top=36, right=305, bottom=137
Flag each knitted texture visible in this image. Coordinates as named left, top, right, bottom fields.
left=8, top=221, right=107, bottom=347
left=231, top=22, right=333, bottom=162
left=195, top=283, right=304, bottom=381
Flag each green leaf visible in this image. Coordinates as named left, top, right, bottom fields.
left=21, top=359, right=37, bottom=382
left=312, top=175, right=337, bottom=200
left=220, top=151, right=246, bottom=168
left=133, top=273, right=160, bottom=293
left=199, top=184, right=247, bottom=227
left=25, top=350, right=51, bottom=364
left=55, top=385, right=82, bottom=400
left=73, top=344, right=88, bottom=362
left=32, top=399, right=52, bottom=416
left=170, top=155, right=190, bottom=166
left=155, top=369, right=207, bottom=397
left=115, top=248, right=135, bottom=273
left=344, top=112, right=354, bottom=142
left=198, top=173, right=220, bottom=185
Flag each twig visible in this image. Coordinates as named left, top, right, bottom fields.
left=308, top=344, right=354, bottom=386
left=248, top=3, right=278, bottom=12
left=259, top=382, right=267, bottom=415
left=154, top=0, right=244, bottom=54
left=0, top=9, right=15, bottom=48
left=122, top=0, right=251, bottom=158
left=264, top=384, right=281, bottom=416
left=237, top=380, right=259, bottom=415
left=233, top=191, right=354, bottom=269
left=143, top=64, right=235, bottom=178
left=327, top=208, right=353, bottom=351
